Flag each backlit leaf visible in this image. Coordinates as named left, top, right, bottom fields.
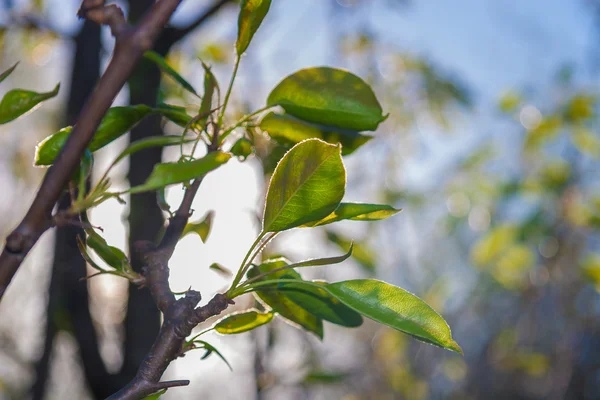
left=214, top=309, right=274, bottom=334
left=0, top=62, right=18, bottom=84
left=303, top=203, right=401, bottom=227
left=326, top=279, right=462, bottom=354
left=259, top=112, right=372, bottom=155
left=128, top=151, right=231, bottom=194
left=263, top=139, right=345, bottom=232
left=144, top=51, right=198, bottom=97
left=0, top=83, right=59, bottom=125
left=182, top=211, right=214, bottom=242
left=236, top=0, right=272, bottom=55
left=267, top=67, right=386, bottom=131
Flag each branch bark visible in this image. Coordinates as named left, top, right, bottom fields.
left=0, top=0, right=185, bottom=300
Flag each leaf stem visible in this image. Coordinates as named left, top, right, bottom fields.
left=229, top=278, right=323, bottom=299
left=218, top=54, right=241, bottom=129
left=219, top=105, right=273, bottom=143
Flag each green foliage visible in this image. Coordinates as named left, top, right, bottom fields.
left=182, top=211, right=214, bottom=242
left=144, top=51, right=199, bottom=97
left=267, top=67, right=387, bottom=131
left=236, top=0, right=272, bottom=55
left=0, top=62, right=18, bottom=84
left=230, top=137, right=253, bottom=160
left=302, top=203, right=401, bottom=227
left=0, top=83, right=59, bottom=125
left=128, top=152, right=231, bottom=194
left=263, top=139, right=346, bottom=232
left=259, top=112, right=373, bottom=155
left=248, top=259, right=324, bottom=338
left=325, top=280, right=462, bottom=354
left=35, top=105, right=154, bottom=165
left=214, top=309, right=274, bottom=334
left=182, top=338, right=232, bottom=370
left=141, top=389, right=167, bottom=400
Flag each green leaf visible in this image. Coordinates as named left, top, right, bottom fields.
left=154, top=103, right=194, bottom=127
left=0, top=62, right=18, bottom=84
left=248, top=259, right=323, bottom=338
left=128, top=151, right=231, bottom=194
left=144, top=51, right=199, bottom=97
left=259, top=112, right=372, bottom=155
left=190, top=340, right=232, bottom=370
left=263, top=139, right=345, bottom=232
left=277, top=280, right=363, bottom=327
left=182, top=211, right=214, bottom=242
left=142, top=389, right=167, bottom=400
left=209, top=263, right=232, bottom=277
left=85, top=229, right=129, bottom=272
left=325, top=279, right=462, bottom=354
left=111, top=135, right=196, bottom=169
left=236, top=0, right=272, bottom=55
left=231, top=137, right=253, bottom=160
left=267, top=67, right=386, bottom=131
left=0, top=83, right=59, bottom=125
left=303, top=370, right=348, bottom=385
left=303, top=203, right=401, bottom=227
left=214, top=309, right=274, bottom=334
left=199, top=61, right=218, bottom=121
left=35, top=105, right=153, bottom=165
left=326, top=231, right=376, bottom=272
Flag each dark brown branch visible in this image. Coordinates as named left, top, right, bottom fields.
left=0, top=0, right=185, bottom=301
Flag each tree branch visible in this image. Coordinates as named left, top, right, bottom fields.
left=0, top=0, right=185, bottom=300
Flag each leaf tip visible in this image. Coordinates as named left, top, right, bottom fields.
left=447, top=340, right=463, bottom=355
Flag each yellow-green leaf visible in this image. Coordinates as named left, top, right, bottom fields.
left=214, top=309, right=274, bottom=334
left=236, top=0, right=272, bottom=55
left=0, top=83, right=59, bottom=125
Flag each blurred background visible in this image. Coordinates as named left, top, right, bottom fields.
left=1, top=0, right=600, bottom=399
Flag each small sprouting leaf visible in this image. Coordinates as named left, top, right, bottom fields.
left=303, top=203, right=401, bottom=227
left=248, top=259, right=323, bottom=338
left=267, top=67, right=386, bottom=131
left=214, top=309, right=274, bottom=334
left=35, top=105, right=153, bottom=165
left=0, top=62, right=18, bottom=84
left=259, top=112, right=372, bottom=155
left=209, top=263, right=232, bottom=277
left=182, top=211, right=214, bottom=242
left=230, top=137, right=253, bottom=160
left=128, top=151, right=231, bottom=194
left=263, top=139, right=345, bottom=232
left=191, top=340, right=232, bottom=370
left=0, top=83, right=59, bottom=125
left=236, top=0, right=272, bottom=55
left=278, top=280, right=363, bottom=327
left=325, top=279, right=462, bottom=354
left=144, top=51, right=199, bottom=97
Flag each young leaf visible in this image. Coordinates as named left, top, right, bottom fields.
left=325, top=279, right=462, bottom=354
left=154, top=103, right=194, bottom=127
left=214, top=309, right=274, bottom=334
left=230, top=137, right=253, bottom=160
left=182, top=211, right=214, bottom=242
left=35, top=105, right=154, bottom=165
left=277, top=280, right=363, bottom=327
left=303, top=203, right=401, bottom=227
left=144, top=51, right=199, bottom=97
left=128, top=151, right=231, bottom=194
left=267, top=67, right=386, bottom=131
left=110, top=135, right=196, bottom=169
left=85, top=229, right=129, bottom=272
left=188, top=340, right=232, bottom=370
left=248, top=259, right=323, bottom=338
left=209, top=263, right=232, bottom=277
left=236, top=0, right=272, bottom=55
left=263, top=139, right=345, bottom=232
left=260, top=112, right=372, bottom=155
left=199, top=61, right=217, bottom=120
left=0, top=83, right=59, bottom=125
left=0, top=62, right=18, bottom=84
